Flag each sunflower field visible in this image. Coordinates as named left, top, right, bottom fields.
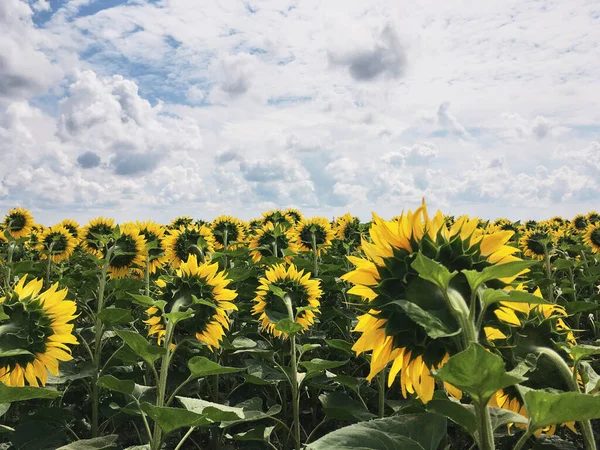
left=1, top=203, right=600, bottom=450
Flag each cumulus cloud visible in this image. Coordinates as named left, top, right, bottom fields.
left=328, top=24, right=407, bottom=81
left=209, top=53, right=256, bottom=98
left=77, top=151, right=101, bottom=168
left=437, top=103, right=468, bottom=137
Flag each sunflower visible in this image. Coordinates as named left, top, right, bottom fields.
left=342, top=200, right=522, bottom=404
left=81, top=217, right=116, bottom=258
left=170, top=216, right=194, bottom=229
left=164, top=225, right=215, bottom=268
left=519, top=228, right=554, bottom=260
left=134, top=221, right=168, bottom=274
left=262, top=209, right=291, bottom=227
left=493, top=218, right=519, bottom=233
left=249, top=222, right=299, bottom=263
left=291, top=217, right=335, bottom=256
left=586, top=211, right=600, bottom=225
left=106, top=225, right=147, bottom=279
left=210, top=215, right=246, bottom=250
left=144, top=254, right=237, bottom=350
left=0, top=276, right=78, bottom=386
left=2, top=207, right=34, bottom=239
left=25, top=224, right=45, bottom=251
left=252, top=263, right=322, bottom=338
left=60, top=219, right=81, bottom=241
left=334, top=213, right=362, bottom=243
left=553, top=229, right=579, bottom=257
left=284, top=208, right=303, bottom=225
left=37, top=225, right=77, bottom=263
left=584, top=223, right=600, bottom=254
left=522, top=220, right=538, bottom=231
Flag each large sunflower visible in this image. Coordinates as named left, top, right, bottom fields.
left=170, top=216, right=194, bottom=229
left=252, top=263, right=322, bottom=338
left=586, top=211, right=600, bottom=225
left=81, top=217, right=115, bottom=258
left=262, top=209, right=291, bottom=227
left=210, top=215, right=246, bottom=250
left=291, top=217, right=335, bottom=256
left=0, top=276, right=78, bottom=386
left=519, top=228, right=553, bottom=260
left=37, top=225, right=77, bottom=263
left=334, top=213, right=362, bottom=247
left=342, top=200, right=522, bottom=403
left=571, top=214, right=588, bottom=232
left=283, top=208, right=303, bottom=225
left=249, top=222, right=299, bottom=263
left=584, top=223, right=600, bottom=254
left=144, top=254, right=237, bottom=350
left=134, top=221, right=168, bottom=274
left=107, top=225, right=147, bottom=279
left=60, top=219, right=81, bottom=241
left=164, top=225, right=215, bottom=268
left=3, top=207, right=34, bottom=239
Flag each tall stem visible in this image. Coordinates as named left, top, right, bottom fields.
left=476, top=403, right=495, bottom=450
left=535, top=347, right=596, bottom=450
left=4, top=241, right=15, bottom=291
left=543, top=247, right=555, bottom=303
left=152, top=320, right=175, bottom=450
left=283, top=295, right=301, bottom=450
left=378, top=367, right=386, bottom=418
left=223, top=228, right=229, bottom=269
left=311, top=232, right=318, bottom=277
left=92, top=246, right=114, bottom=438
left=145, top=256, right=151, bottom=297
left=45, top=243, right=55, bottom=288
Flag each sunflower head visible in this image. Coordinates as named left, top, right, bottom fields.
left=134, top=220, right=167, bottom=274
left=249, top=222, right=299, bottom=263
left=587, top=211, right=600, bottom=225
left=343, top=200, right=522, bottom=403
left=262, top=209, right=292, bottom=228
left=103, top=225, right=147, bottom=278
left=553, top=229, right=579, bottom=257
left=584, top=223, right=600, bottom=254
left=164, top=225, right=215, bottom=268
left=252, top=263, right=322, bottom=338
left=81, top=217, right=116, bottom=257
left=210, top=215, right=246, bottom=250
left=520, top=227, right=554, bottom=260
left=2, top=207, right=34, bottom=239
left=170, top=216, right=194, bottom=229
left=334, top=213, right=362, bottom=245
left=0, top=276, right=78, bottom=386
left=37, top=225, right=77, bottom=263
left=292, top=217, right=335, bottom=255
left=493, top=218, right=519, bottom=233
left=283, top=208, right=304, bottom=225
left=25, top=224, right=45, bottom=250
left=60, top=219, right=81, bottom=240
left=571, top=214, right=588, bottom=232
left=145, top=254, right=237, bottom=350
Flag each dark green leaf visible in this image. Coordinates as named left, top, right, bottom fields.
left=97, top=308, right=133, bottom=325
left=116, top=330, right=166, bottom=366
left=274, top=319, right=303, bottom=335
left=426, top=399, right=477, bottom=435
left=464, top=261, right=535, bottom=291
left=96, top=375, right=134, bottom=397
left=229, top=425, right=275, bottom=442
left=177, top=396, right=245, bottom=423
left=300, top=359, right=348, bottom=374
left=411, top=252, right=457, bottom=291
left=319, top=391, right=376, bottom=422
left=57, top=435, right=119, bottom=449
left=390, top=300, right=461, bottom=339
left=188, top=356, right=243, bottom=378
left=0, top=383, right=61, bottom=403
left=140, top=403, right=207, bottom=435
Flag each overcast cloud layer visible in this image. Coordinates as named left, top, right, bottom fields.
left=1, top=0, right=599, bottom=224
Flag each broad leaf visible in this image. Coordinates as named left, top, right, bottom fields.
left=177, top=396, right=245, bottom=422
left=97, top=308, right=133, bottom=325
left=274, top=319, right=303, bottom=335
left=0, top=383, right=61, bottom=403
left=426, top=399, right=476, bottom=435
left=319, top=391, right=376, bottom=422
left=229, top=425, right=275, bottom=442
left=96, top=375, right=134, bottom=397
left=464, top=261, right=535, bottom=291
left=300, top=359, right=348, bottom=374
left=411, top=252, right=457, bottom=291
left=57, top=435, right=119, bottom=449
left=140, top=403, right=207, bottom=435
left=116, top=330, right=165, bottom=366
left=433, top=343, right=526, bottom=405
left=188, top=356, right=244, bottom=378
left=390, top=300, right=461, bottom=339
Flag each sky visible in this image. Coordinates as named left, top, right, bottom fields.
left=1, top=0, right=599, bottom=225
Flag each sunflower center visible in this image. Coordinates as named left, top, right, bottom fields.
left=110, top=234, right=139, bottom=269
left=85, top=223, right=114, bottom=251
left=140, top=230, right=164, bottom=259
left=525, top=233, right=548, bottom=255
left=6, top=213, right=26, bottom=231
left=43, top=232, right=68, bottom=254
left=263, top=281, right=310, bottom=322
left=0, top=298, right=54, bottom=368
left=174, top=229, right=203, bottom=261
left=299, top=225, right=327, bottom=247
left=590, top=228, right=600, bottom=246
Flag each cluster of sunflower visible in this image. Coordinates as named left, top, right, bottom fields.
left=1, top=203, right=600, bottom=449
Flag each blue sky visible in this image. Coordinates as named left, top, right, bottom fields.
left=1, top=0, right=599, bottom=225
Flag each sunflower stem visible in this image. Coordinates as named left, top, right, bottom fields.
left=311, top=232, right=319, bottom=277
left=91, top=245, right=114, bottom=438
left=475, top=402, right=495, bottom=450
left=145, top=256, right=150, bottom=297
left=378, top=367, right=386, bottom=418
left=283, top=294, right=301, bottom=450
left=512, top=429, right=533, bottom=450
left=543, top=247, right=555, bottom=303
left=152, top=319, right=175, bottom=450
left=535, top=347, right=596, bottom=450
left=223, top=228, right=228, bottom=269
left=4, top=241, right=15, bottom=291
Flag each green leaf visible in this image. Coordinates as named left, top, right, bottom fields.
left=306, top=413, right=447, bottom=450
left=97, top=308, right=133, bottom=325
left=268, top=284, right=286, bottom=299
left=565, top=301, right=600, bottom=315
left=116, top=330, right=166, bottom=366
left=482, top=288, right=547, bottom=307
left=319, top=392, right=376, bottom=422
left=229, top=425, right=275, bottom=442
left=128, top=294, right=157, bottom=307
left=411, top=252, right=457, bottom=291
left=0, top=383, right=61, bottom=403
left=426, top=399, right=477, bottom=435
left=140, top=403, right=207, bottom=435
left=463, top=261, right=535, bottom=291
left=231, top=337, right=257, bottom=349
left=567, top=344, right=600, bottom=362
left=300, top=359, right=348, bottom=374
left=325, top=339, right=354, bottom=355
left=188, top=356, right=244, bottom=378
left=521, top=387, right=600, bottom=430
left=177, top=396, right=245, bottom=423
left=390, top=300, right=461, bottom=339
left=220, top=397, right=282, bottom=428
left=433, top=343, right=527, bottom=405
left=163, top=310, right=194, bottom=324
left=0, top=403, right=10, bottom=417
left=56, top=435, right=119, bottom=449
left=96, top=375, right=134, bottom=397
left=274, top=318, right=303, bottom=335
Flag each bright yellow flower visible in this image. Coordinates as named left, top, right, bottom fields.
left=2, top=207, right=34, bottom=239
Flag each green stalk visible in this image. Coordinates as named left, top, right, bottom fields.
left=223, top=228, right=228, bottom=269
left=311, top=232, right=318, bottom=277
left=378, top=367, right=386, bottom=418
left=535, top=347, right=596, bottom=450
left=476, top=403, right=495, bottom=450
left=45, top=243, right=55, bottom=288
left=145, top=255, right=151, bottom=297
left=91, top=246, right=114, bottom=438
left=543, top=247, right=555, bottom=303
left=152, top=319, right=175, bottom=450
left=513, top=429, right=533, bottom=450
left=283, top=294, right=301, bottom=450
left=4, top=241, right=15, bottom=291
